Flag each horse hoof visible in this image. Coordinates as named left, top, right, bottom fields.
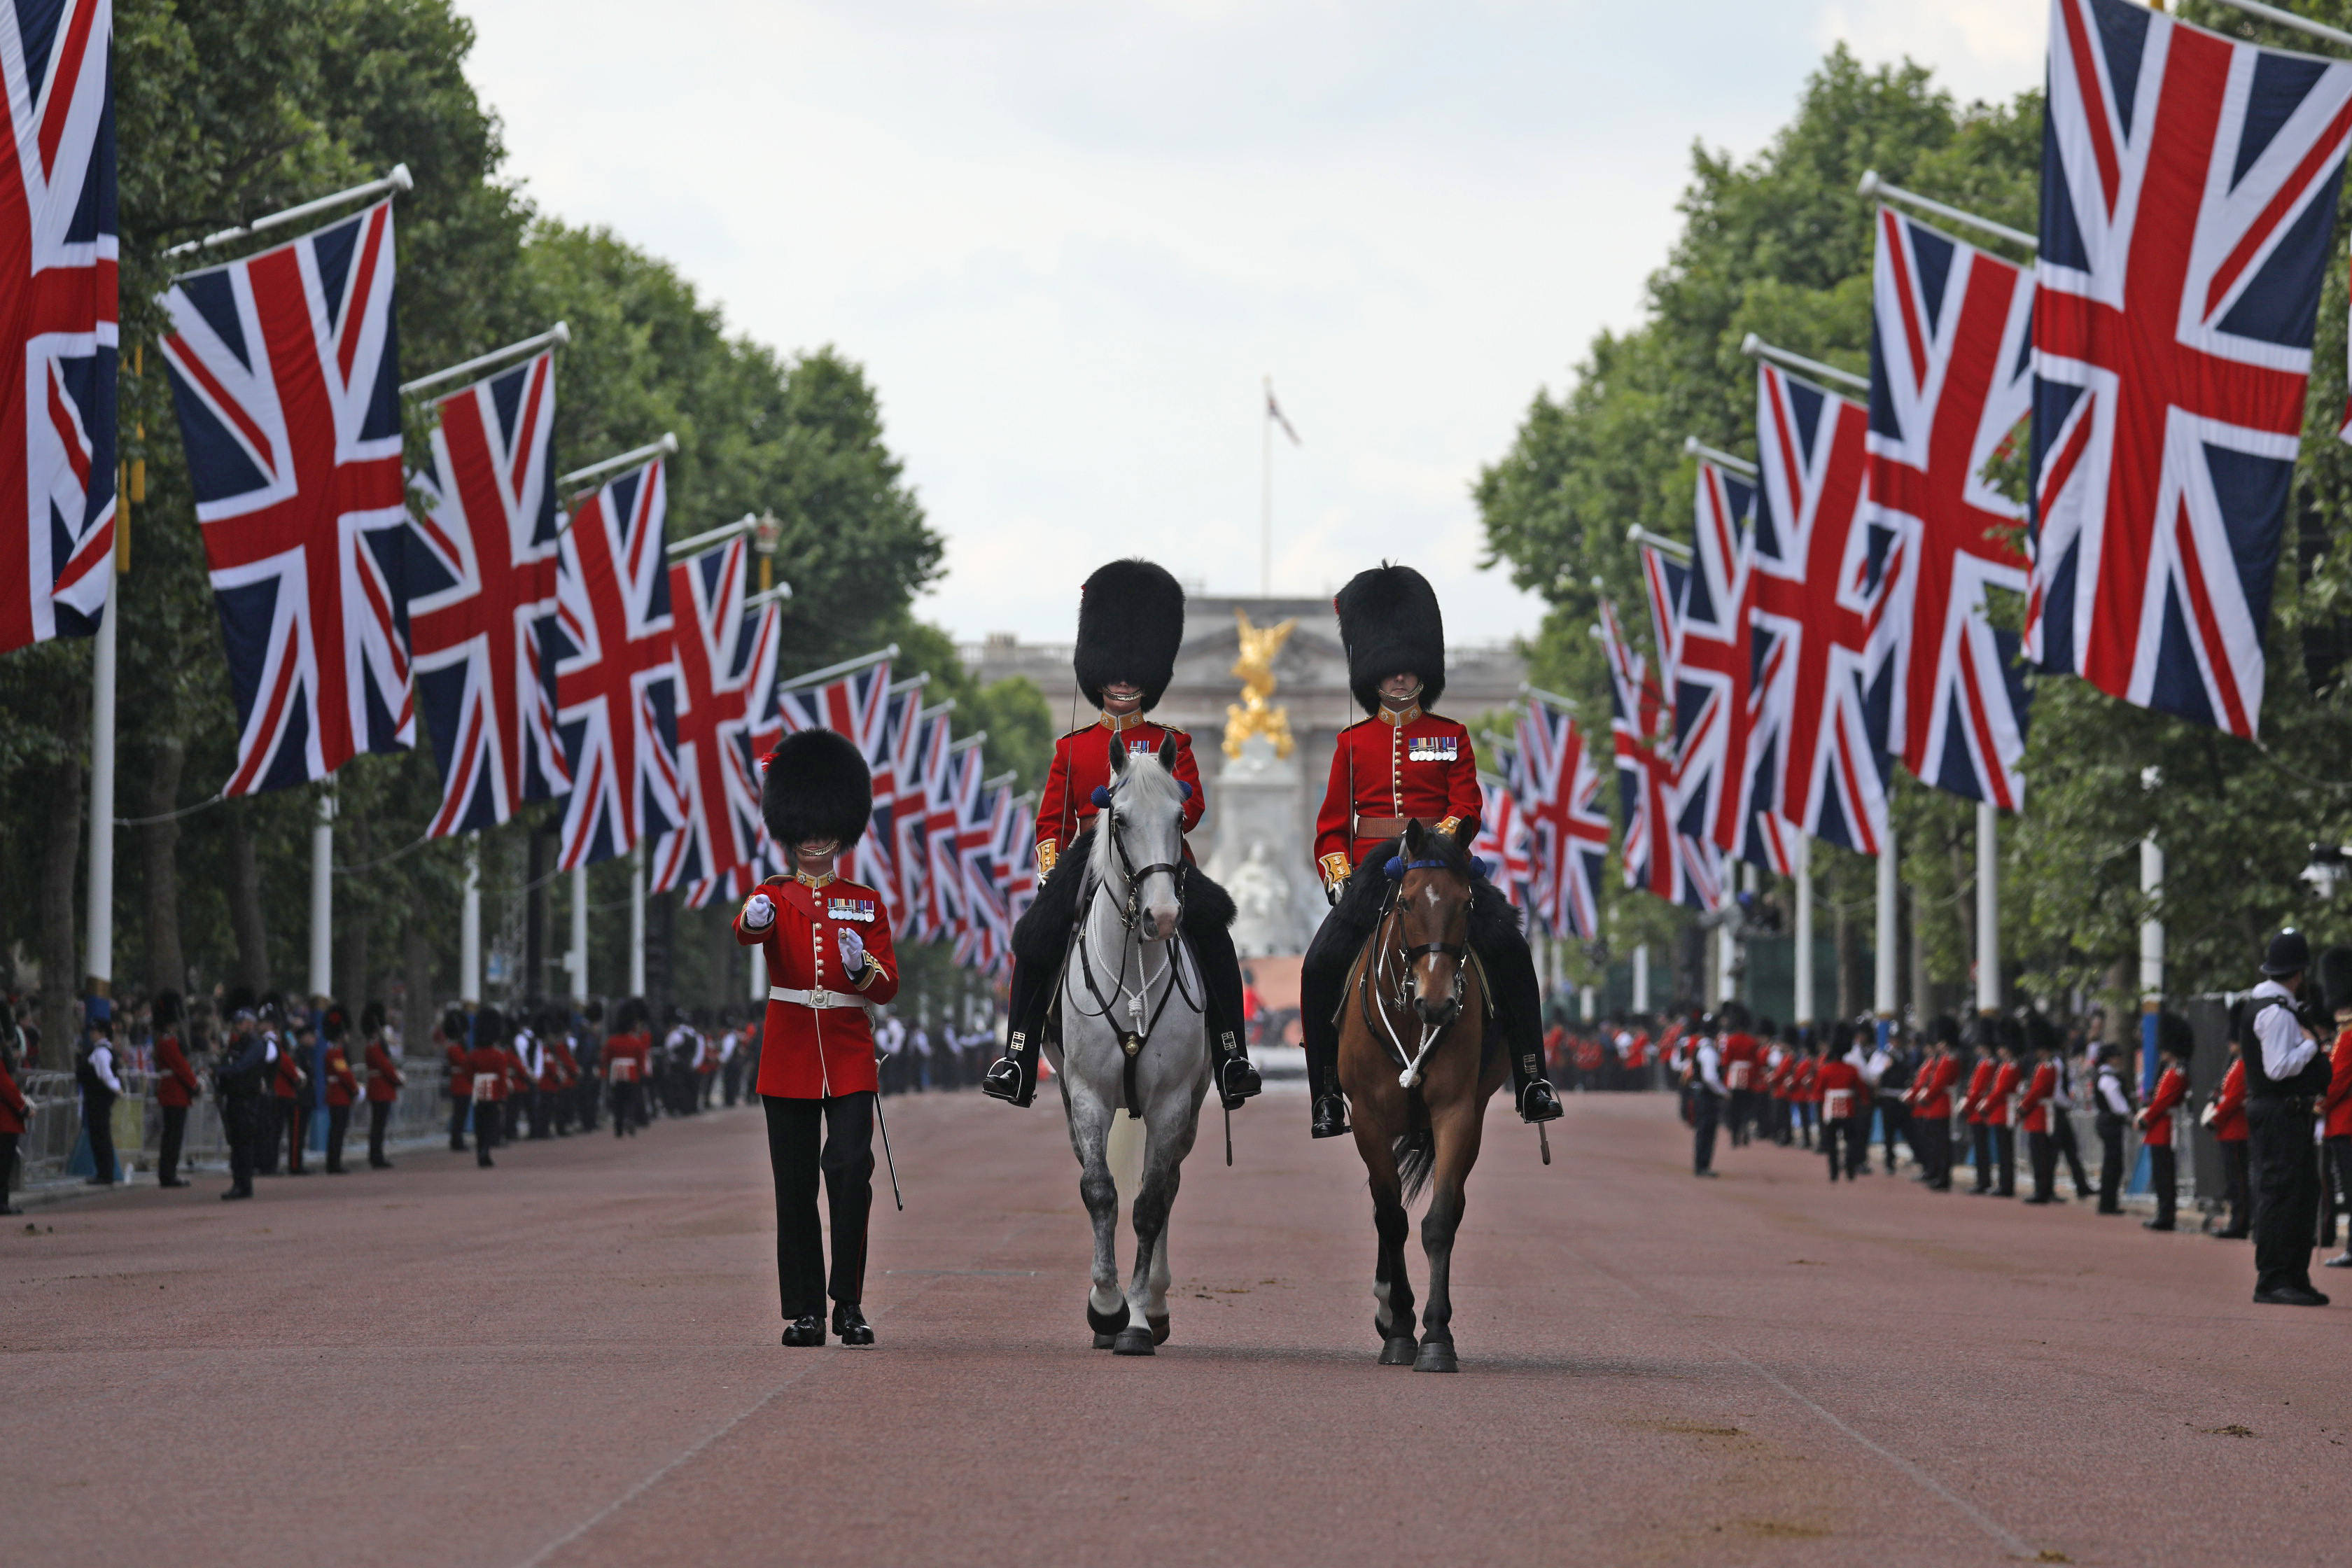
left=1086, top=1299, right=1131, bottom=1336
left=1413, top=1341, right=1459, bottom=1373
left=1092, top=1332, right=1116, bottom=1350
left=1111, top=1326, right=1156, bottom=1356
left=1378, top=1337, right=1418, bottom=1366
left=1148, top=1315, right=1170, bottom=1345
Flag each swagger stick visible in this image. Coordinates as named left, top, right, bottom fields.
left=872, top=1076, right=904, bottom=1210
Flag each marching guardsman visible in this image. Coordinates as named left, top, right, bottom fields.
left=736, top=728, right=900, bottom=1348
left=466, top=1007, right=512, bottom=1169
left=152, top=991, right=200, bottom=1189
left=1907, top=1017, right=1959, bottom=1190
left=982, top=559, right=1261, bottom=1112
left=321, top=1007, right=359, bottom=1175
left=1298, top=564, right=1563, bottom=1139
left=604, top=1000, right=652, bottom=1135
left=2017, top=1018, right=2060, bottom=1205
left=442, top=1008, right=473, bottom=1152
left=2139, top=1014, right=2193, bottom=1232
left=2206, top=1040, right=2250, bottom=1239
left=1960, top=1037, right=1996, bottom=1194
left=1984, top=1024, right=2021, bottom=1198
left=362, top=1001, right=403, bottom=1170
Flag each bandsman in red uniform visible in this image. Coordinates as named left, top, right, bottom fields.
left=2017, top=1018, right=2060, bottom=1205
left=1719, top=1004, right=1760, bottom=1146
left=1300, top=564, right=1562, bottom=1139
left=152, top=991, right=200, bottom=1188
left=737, top=728, right=900, bottom=1348
left=983, top=560, right=1260, bottom=1112
left=2138, top=1015, right=2193, bottom=1231
left=441, top=1008, right=473, bottom=1152
left=1983, top=1026, right=2021, bottom=1198
left=1960, top=1042, right=1997, bottom=1194
left=1815, top=1026, right=1867, bottom=1181
left=2205, top=1040, right=2249, bottom=1238
left=1907, top=1017, right=1960, bottom=1189
left=321, top=1007, right=360, bottom=1175
left=2320, top=950, right=2352, bottom=1267
left=267, top=1000, right=307, bottom=1177
left=465, top=1007, right=512, bottom=1169
left=361, top=1000, right=403, bottom=1170
left=603, top=1000, right=652, bottom=1135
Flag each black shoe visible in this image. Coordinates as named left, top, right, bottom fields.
left=2096, top=1203, right=2122, bottom=1214
left=833, top=1304, right=875, bottom=1345
left=0, top=1205, right=20, bottom=1216
left=2213, top=1228, right=2250, bottom=1240
left=2323, top=1252, right=2352, bottom=1268
left=158, top=1179, right=190, bottom=1189
left=477, top=1157, right=494, bottom=1169
left=83, top=1176, right=113, bottom=1186
left=2143, top=1219, right=2175, bottom=1231
left=781, top=1315, right=827, bottom=1347
left=2253, top=1284, right=2330, bottom=1307
left=220, top=1186, right=251, bottom=1201
left=981, top=1050, right=1036, bottom=1108
left=1518, top=1080, right=1564, bottom=1124
left=370, top=1160, right=393, bottom=1170
left=1310, top=1090, right=1351, bottom=1140
left=1694, top=1168, right=1718, bottom=1178
left=450, top=1139, right=468, bottom=1152
left=2022, top=1196, right=2056, bottom=1205
left=1216, top=1053, right=1263, bottom=1111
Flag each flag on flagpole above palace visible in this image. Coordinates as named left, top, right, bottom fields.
left=0, top=0, right=115, bottom=654
left=160, top=199, right=412, bottom=794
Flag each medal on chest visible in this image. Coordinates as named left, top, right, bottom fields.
left=825, top=895, right=877, bottom=924
left=1406, top=735, right=1458, bottom=762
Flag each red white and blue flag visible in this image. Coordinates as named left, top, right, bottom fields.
left=844, top=673, right=921, bottom=908
left=160, top=200, right=412, bottom=794
left=776, top=648, right=892, bottom=750
left=1601, top=597, right=1721, bottom=910
left=897, top=704, right=954, bottom=937
left=1513, top=697, right=1610, bottom=940
left=992, top=787, right=1038, bottom=939
left=1752, top=362, right=1898, bottom=855
left=1471, top=771, right=1535, bottom=914
left=652, top=537, right=780, bottom=903
left=1867, top=206, right=2033, bottom=810
left=552, top=458, right=678, bottom=869
left=926, top=735, right=981, bottom=946
left=2029, top=0, right=2352, bottom=738
left=0, top=0, right=114, bottom=654
left=1674, top=458, right=1794, bottom=874
left=958, top=776, right=1009, bottom=969
left=407, top=349, right=566, bottom=836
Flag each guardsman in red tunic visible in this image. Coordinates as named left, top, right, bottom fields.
left=737, top=727, right=900, bottom=1349
left=2323, top=987, right=2352, bottom=1267
left=2138, top=1014, right=2193, bottom=1231
left=152, top=991, right=201, bottom=1188
left=464, top=1007, right=512, bottom=1170
left=603, top=1001, right=652, bottom=1135
left=2207, top=1042, right=2249, bottom=1238
left=1719, top=1006, right=1760, bottom=1146
left=2017, top=1023, right=2061, bottom=1205
left=361, top=1000, right=403, bottom=1170
left=0, top=1027, right=28, bottom=1214
left=1301, top=564, right=1562, bottom=1139
left=1907, top=1019, right=1960, bottom=1190
left=1961, top=1045, right=1998, bottom=1194
left=983, top=560, right=1261, bottom=1112
left=1984, top=1028, right=2021, bottom=1198
left=442, top=1008, right=474, bottom=1152
left=1815, top=1032, right=1867, bottom=1181
left=321, top=1007, right=360, bottom=1175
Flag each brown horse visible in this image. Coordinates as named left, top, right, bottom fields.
left=1337, top=820, right=1508, bottom=1373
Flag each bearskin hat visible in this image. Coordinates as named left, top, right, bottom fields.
left=321, top=1003, right=350, bottom=1042
left=440, top=1007, right=468, bottom=1043
left=2318, top=945, right=2352, bottom=1016
left=2156, top=1010, right=2197, bottom=1061
left=476, top=1006, right=507, bottom=1047
left=1073, top=559, right=1185, bottom=712
left=153, top=990, right=182, bottom=1028
left=762, top=728, right=872, bottom=850
left=1334, top=563, right=1446, bottom=715
left=2020, top=1008, right=2062, bottom=1056
left=360, top=1000, right=386, bottom=1035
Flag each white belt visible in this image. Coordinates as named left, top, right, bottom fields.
left=769, top=986, right=861, bottom=1010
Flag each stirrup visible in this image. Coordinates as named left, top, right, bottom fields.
left=1215, top=1044, right=1262, bottom=1109
left=1310, top=1090, right=1351, bottom=1140
left=981, top=1050, right=1036, bottom=1108
left=1518, top=1079, right=1564, bottom=1124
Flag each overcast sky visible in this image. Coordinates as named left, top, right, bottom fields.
left=457, top=0, right=2045, bottom=647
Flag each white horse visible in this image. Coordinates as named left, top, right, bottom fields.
left=1044, top=736, right=1209, bottom=1356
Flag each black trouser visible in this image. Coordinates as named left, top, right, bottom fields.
left=448, top=1097, right=470, bottom=1149
left=2096, top=1114, right=2127, bottom=1212
left=610, top=1080, right=640, bottom=1133
left=1879, top=1100, right=1909, bottom=1171
left=2248, top=1098, right=2320, bottom=1294
left=2323, top=1137, right=2352, bottom=1250
left=1913, top=1114, right=1948, bottom=1186
left=325, top=1104, right=351, bottom=1172
left=368, top=1100, right=392, bottom=1166
left=475, top=1098, right=500, bottom=1166
left=281, top=1100, right=305, bottom=1174
left=224, top=1098, right=261, bottom=1193
left=763, top=1092, right=874, bottom=1320
left=2027, top=1128, right=2056, bottom=1200
left=0, top=1129, right=17, bottom=1208
left=1993, top=1125, right=2016, bottom=1196
left=2052, top=1111, right=2090, bottom=1195
left=2148, top=1143, right=2177, bottom=1227
left=579, top=1075, right=601, bottom=1130
left=528, top=1089, right=551, bottom=1139
left=83, top=1093, right=116, bottom=1183
left=160, top=1102, right=189, bottom=1184
left=1969, top=1122, right=1994, bottom=1191
left=1824, top=1115, right=1864, bottom=1180
left=552, top=1086, right=574, bottom=1135
left=1692, top=1089, right=1720, bottom=1172
left=723, top=1058, right=746, bottom=1106
left=2219, top=1139, right=2250, bottom=1234
left=1727, top=1088, right=1755, bottom=1147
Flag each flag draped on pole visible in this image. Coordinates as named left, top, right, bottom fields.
left=897, top=705, right=953, bottom=936
left=926, top=738, right=979, bottom=946
left=1515, top=697, right=1610, bottom=940
left=1866, top=206, right=2033, bottom=809
left=2029, top=0, right=2352, bottom=738
left=0, top=0, right=115, bottom=654
left=1673, top=458, right=1793, bottom=873
left=160, top=200, right=412, bottom=794
left=407, top=349, right=567, bottom=835
left=1751, top=361, right=1896, bottom=855
left=848, top=674, right=920, bottom=907
left=1471, top=771, right=1534, bottom=913
left=552, top=458, right=678, bottom=868
left=958, top=776, right=1007, bottom=967
left=992, top=788, right=1037, bottom=944
left=1602, top=597, right=1720, bottom=910
left=652, top=536, right=778, bottom=902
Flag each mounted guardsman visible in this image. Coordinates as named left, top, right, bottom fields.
left=982, top=559, right=1261, bottom=1112
left=736, top=727, right=901, bottom=1348
left=1298, top=563, right=1563, bottom=1140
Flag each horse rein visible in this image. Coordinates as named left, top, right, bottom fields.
left=1358, top=861, right=1471, bottom=1090
left=1066, top=782, right=1200, bottom=1114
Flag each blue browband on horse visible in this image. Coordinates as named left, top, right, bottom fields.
left=1386, top=855, right=1490, bottom=879
left=1090, top=781, right=1193, bottom=808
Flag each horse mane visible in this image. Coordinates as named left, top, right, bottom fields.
left=1404, top=819, right=1475, bottom=883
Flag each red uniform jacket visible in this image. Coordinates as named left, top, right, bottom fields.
left=444, top=1040, right=472, bottom=1098
left=323, top=1046, right=359, bottom=1109
left=1911, top=1054, right=1958, bottom=1119
left=153, top=1033, right=201, bottom=1109
left=1796, top=1059, right=1820, bottom=1105
left=537, top=1036, right=568, bottom=1093
left=502, top=1046, right=529, bottom=1096
left=601, top=1030, right=652, bottom=1084
left=465, top=1045, right=510, bottom=1102
left=2323, top=1032, right=2352, bottom=1140
left=2017, top=1062, right=2057, bottom=1134
left=272, top=1041, right=303, bottom=1100
left=550, top=1036, right=580, bottom=1089
left=1035, top=716, right=1203, bottom=871
left=1312, top=707, right=1482, bottom=876
left=1982, top=1061, right=2020, bottom=1128
left=2211, top=1059, right=2248, bottom=1142
left=1814, top=1058, right=1865, bottom=1121
left=0, top=1057, right=25, bottom=1136
left=735, top=873, right=901, bottom=1099
left=1721, top=1032, right=1760, bottom=1093
left=1961, top=1059, right=1996, bottom=1124
left=365, top=1041, right=403, bottom=1103
left=2139, top=1065, right=2187, bottom=1147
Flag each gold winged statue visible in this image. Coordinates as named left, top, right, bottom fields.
left=1223, top=609, right=1296, bottom=760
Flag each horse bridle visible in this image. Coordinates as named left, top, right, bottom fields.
left=1359, top=857, right=1471, bottom=1087
left=1066, top=782, right=1200, bottom=1114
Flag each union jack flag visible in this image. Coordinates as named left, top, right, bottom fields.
left=897, top=704, right=954, bottom=937
left=407, top=349, right=566, bottom=836
left=959, top=777, right=1009, bottom=969
left=1674, top=458, right=1794, bottom=873
left=160, top=200, right=412, bottom=794
left=1601, top=597, right=1722, bottom=910
left=1752, top=362, right=1898, bottom=855
left=994, top=786, right=1037, bottom=930
left=1639, top=540, right=1688, bottom=701
left=844, top=673, right=920, bottom=907
left=927, top=736, right=982, bottom=946
left=776, top=650, right=892, bottom=748
left=0, top=0, right=113, bottom=654
left=1867, top=206, right=2034, bottom=809
left=1514, top=697, right=1610, bottom=940
left=551, top=458, right=678, bottom=869
left=1471, top=770, right=1535, bottom=913
left=651, top=538, right=779, bottom=901
left=2030, top=0, right=2352, bottom=738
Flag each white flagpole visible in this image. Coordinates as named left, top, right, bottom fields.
left=167, top=164, right=414, bottom=258
left=1792, top=834, right=1814, bottom=1025
left=1740, top=332, right=1869, bottom=393
left=309, top=788, right=334, bottom=1001
left=461, top=841, right=482, bottom=1002
left=628, top=842, right=647, bottom=997
left=1855, top=171, right=2036, bottom=251
left=560, top=433, right=678, bottom=492
left=1975, top=802, right=2000, bottom=1018
left=570, top=865, right=589, bottom=1002
left=83, top=598, right=117, bottom=999
left=400, top=321, right=570, bottom=398
left=1261, top=374, right=1273, bottom=596
left=1632, top=943, right=1650, bottom=1014
left=1875, top=821, right=1899, bottom=1042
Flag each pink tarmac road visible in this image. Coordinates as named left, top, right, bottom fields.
left=6, top=1092, right=2346, bottom=1566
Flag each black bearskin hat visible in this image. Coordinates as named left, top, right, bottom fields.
left=440, top=1007, right=468, bottom=1043
left=321, top=1004, right=349, bottom=1042
left=360, top=1000, right=386, bottom=1035
left=2020, top=1008, right=2061, bottom=1056
left=1334, top=563, right=1446, bottom=715
left=476, top=1006, right=507, bottom=1047
left=1073, top=559, right=1184, bottom=712
left=762, top=728, right=872, bottom=850
left=2156, top=1010, right=2197, bottom=1062
left=2318, top=946, right=2352, bottom=1016
left=153, top=990, right=182, bottom=1028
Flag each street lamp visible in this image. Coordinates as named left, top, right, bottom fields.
left=752, top=510, right=782, bottom=594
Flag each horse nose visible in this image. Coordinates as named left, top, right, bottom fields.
left=1149, top=905, right=1180, bottom=941
left=1415, top=995, right=1460, bottom=1028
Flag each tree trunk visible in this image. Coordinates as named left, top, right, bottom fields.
left=401, top=923, right=436, bottom=1049
left=36, top=721, right=85, bottom=1070
left=225, top=798, right=272, bottom=995
left=141, top=734, right=187, bottom=998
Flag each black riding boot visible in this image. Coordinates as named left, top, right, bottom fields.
left=1477, top=927, right=1562, bottom=1125
left=1300, top=914, right=1352, bottom=1138
left=983, top=951, right=1055, bottom=1107
left=1190, top=919, right=1261, bottom=1110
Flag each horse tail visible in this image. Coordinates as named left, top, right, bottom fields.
left=1392, top=1128, right=1435, bottom=1205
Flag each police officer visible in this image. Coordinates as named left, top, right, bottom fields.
left=1298, top=564, right=1562, bottom=1138
left=2090, top=1042, right=2133, bottom=1215
left=2243, top=930, right=2334, bottom=1306
left=214, top=996, right=271, bottom=1201
left=1686, top=1016, right=1726, bottom=1177
left=983, top=559, right=1260, bottom=1112
left=738, top=727, right=899, bottom=1348
left=76, top=999, right=122, bottom=1186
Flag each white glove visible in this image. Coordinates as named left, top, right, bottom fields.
left=742, top=892, right=776, bottom=932
left=836, top=927, right=867, bottom=974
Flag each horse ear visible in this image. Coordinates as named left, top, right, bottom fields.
left=1107, top=733, right=1128, bottom=774
left=1402, top=818, right=1424, bottom=857
left=1158, top=733, right=1178, bottom=774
